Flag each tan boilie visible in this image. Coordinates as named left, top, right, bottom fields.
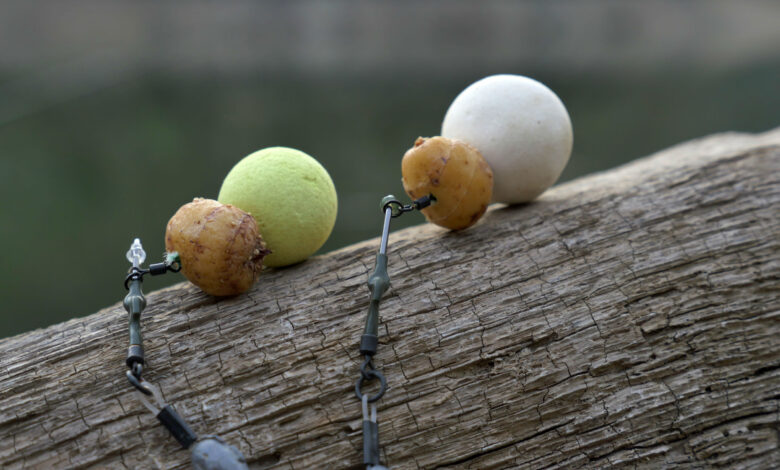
left=402, top=136, right=493, bottom=230
left=165, top=198, right=270, bottom=296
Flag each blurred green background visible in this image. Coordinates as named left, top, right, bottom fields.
left=1, top=1, right=778, bottom=338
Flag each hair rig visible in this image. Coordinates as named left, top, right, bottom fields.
left=353, top=73, right=574, bottom=467
left=123, top=238, right=250, bottom=470
left=354, top=194, right=434, bottom=470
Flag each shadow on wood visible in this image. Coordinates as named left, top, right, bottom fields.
left=1, top=128, right=779, bottom=469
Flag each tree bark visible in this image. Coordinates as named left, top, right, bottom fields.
left=1, top=128, right=779, bottom=469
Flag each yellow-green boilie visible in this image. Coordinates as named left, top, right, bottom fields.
left=218, top=147, right=338, bottom=267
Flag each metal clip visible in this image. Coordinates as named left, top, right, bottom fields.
left=126, top=364, right=153, bottom=396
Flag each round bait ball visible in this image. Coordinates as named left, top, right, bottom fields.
left=165, top=198, right=270, bottom=296
left=402, top=136, right=493, bottom=230
left=442, top=74, right=573, bottom=204
left=218, top=147, right=337, bottom=267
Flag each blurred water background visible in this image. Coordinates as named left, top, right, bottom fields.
left=0, top=0, right=778, bottom=338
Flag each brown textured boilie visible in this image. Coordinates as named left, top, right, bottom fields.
left=402, top=136, right=493, bottom=230
left=165, top=198, right=270, bottom=296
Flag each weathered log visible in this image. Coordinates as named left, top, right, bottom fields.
left=1, top=128, right=779, bottom=469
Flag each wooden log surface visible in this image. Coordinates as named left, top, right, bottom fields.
left=1, top=128, right=779, bottom=469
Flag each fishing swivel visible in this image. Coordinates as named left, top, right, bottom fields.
left=124, top=239, right=180, bottom=394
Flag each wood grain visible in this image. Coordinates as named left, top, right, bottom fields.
left=1, top=128, right=779, bottom=469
